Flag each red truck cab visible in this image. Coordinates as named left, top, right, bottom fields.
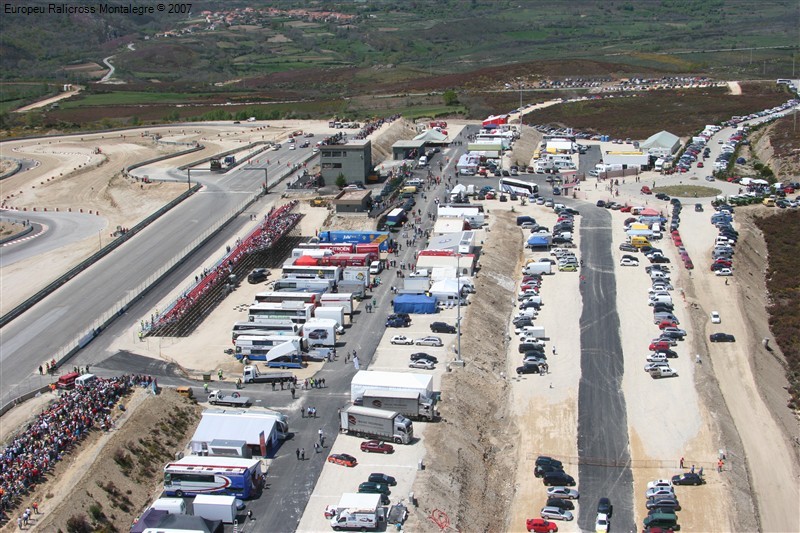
left=56, top=371, right=80, bottom=390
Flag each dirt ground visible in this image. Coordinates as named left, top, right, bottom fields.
left=0, top=388, right=201, bottom=532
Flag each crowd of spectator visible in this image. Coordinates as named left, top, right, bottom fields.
left=0, top=377, right=131, bottom=516
left=149, top=201, right=301, bottom=330
left=353, top=114, right=401, bottom=140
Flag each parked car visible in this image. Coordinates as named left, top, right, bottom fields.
left=715, top=268, right=733, bottom=276
left=710, top=311, right=721, bottom=323
left=597, top=497, right=613, bottom=517
left=360, top=441, right=394, bottom=454
left=646, top=479, right=672, bottom=490
left=534, top=464, right=564, bottom=478
left=368, top=473, right=397, bottom=486
left=672, top=472, right=706, bottom=485
left=386, top=317, right=410, bottom=328
left=415, top=336, right=443, bottom=347
left=327, top=454, right=357, bottom=467
left=536, top=456, right=563, bottom=469
left=543, top=472, right=576, bottom=487
left=409, top=359, right=435, bottom=370
left=595, top=513, right=610, bottom=532
left=710, top=333, right=736, bottom=342
left=390, top=335, right=413, bottom=345
left=247, top=268, right=270, bottom=284
left=645, top=486, right=675, bottom=499
left=430, top=322, right=457, bottom=333
left=410, top=352, right=438, bottom=364
left=645, top=497, right=681, bottom=511
left=540, top=507, right=574, bottom=521
left=526, top=518, right=558, bottom=532
left=547, top=487, right=579, bottom=500
left=620, top=257, right=639, bottom=266
left=358, top=481, right=390, bottom=495
left=517, top=364, right=542, bottom=375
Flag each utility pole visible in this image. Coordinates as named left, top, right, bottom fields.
left=186, top=169, right=191, bottom=190
left=453, top=253, right=464, bottom=366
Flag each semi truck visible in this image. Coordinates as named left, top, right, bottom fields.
left=207, top=390, right=251, bottom=407
left=359, top=389, right=437, bottom=421
left=337, top=280, right=366, bottom=299
left=339, top=406, right=413, bottom=444
left=320, top=293, right=354, bottom=316
left=192, top=494, right=237, bottom=524
left=242, top=365, right=295, bottom=385
left=303, top=318, right=338, bottom=347
left=273, top=278, right=334, bottom=292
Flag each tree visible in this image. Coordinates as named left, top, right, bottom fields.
left=443, top=89, right=459, bottom=106
left=336, top=173, right=347, bottom=189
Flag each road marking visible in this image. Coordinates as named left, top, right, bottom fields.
left=1, top=224, right=47, bottom=247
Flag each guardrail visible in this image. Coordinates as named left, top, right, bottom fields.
left=177, top=141, right=270, bottom=171
left=126, top=144, right=204, bottom=174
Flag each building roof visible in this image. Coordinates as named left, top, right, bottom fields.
left=191, top=412, right=278, bottom=446
left=413, top=129, right=448, bottom=143
left=151, top=514, right=221, bottom=533
left=393, top=139, right=426, bottom=149
left=641, top=130, right=680, bottom=150
left=334, top=189, right=372, bottom=204
left=433, top=217, right=469, bottom=234
left=321, top=139, right=371, bottom=150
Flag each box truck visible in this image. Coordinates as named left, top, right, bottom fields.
left=313, top=308, right=346, bottom=332
left=329, top=493, right=382, bottom=531
left=340, top=406, right=413, bottom=444
left=359, top=389, right=437, bottom=421
left=320, top=293, right=354, bottom=316
left=522, top=263, right=552, bottom=275
left=192, top=494, right=237, bottom=524
left=150, top=498, right=187, bottom=515
left=303, top=318, right=338, bottom=347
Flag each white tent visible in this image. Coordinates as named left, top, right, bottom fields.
left=190, top=411, right=279, bottom=454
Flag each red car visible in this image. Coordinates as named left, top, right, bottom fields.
left=658, top=320, right=678, bottom=330
left=697, top=162, right=704, bottom=168
left=620, top=205, right=632, bottom=212
left=527, top=518, right=558, bottom=532
left=649, top=341, right=671, bottom=352
left=641, top=186, right=653, bottom=195
left=360, top=440, right=394, bottom=454
left=327, top=453, right=358, bottom=467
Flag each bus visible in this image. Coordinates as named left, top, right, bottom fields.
left=163, top=456, right=264, bottom=499
left=273, top=278, right=334, bottom=292
left=499, top=177, right=539, bottom=197
left=231, top=320, right=301, bottom=342
left=248, top=302, right=314, bottom=324
left=235, top=335, right=304, bottom=356
left=254, top=291, right=320, bottom=306
left=281, top=265, right=341, bottom=281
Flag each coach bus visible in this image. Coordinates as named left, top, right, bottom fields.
left=163, top=456, right=264, bottom=499
left=231, top=320, right=301, bottom=342
left=248, top=302, right=314, bottom=324
left=281, top=264, right=341, bottom=281
left=499, top=177, right=539, bottom=197
left=254, top=291, right=320, bottom=306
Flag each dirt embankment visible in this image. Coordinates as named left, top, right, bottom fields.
left=750, top=115, right=800, bottom=181
left=369, top=119, right=417, bottom=164
left=409, top=211, right=522, bottom=532
left=508, top=125, right=543, bottom=169
left=10, top=389, right=201, bottom=533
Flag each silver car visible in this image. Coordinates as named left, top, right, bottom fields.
left=414, top=336, right=443, bottom=347
left=540, top=506, right=574, bottom=521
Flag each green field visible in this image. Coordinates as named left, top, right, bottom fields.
left=59, top=91, right=220, bottom=108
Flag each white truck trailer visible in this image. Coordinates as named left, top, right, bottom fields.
left=192, top=494, right=236, bottom=524
left=303, top=318, right=338, bottom=347
left=359, top=389, right=437, bottom=421
left=314, top=307, right=346, bottom=332
left=350, top=370, right=434, bottom=403
left=339, top=406, right=413, bottom=444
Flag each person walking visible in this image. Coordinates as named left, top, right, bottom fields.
left=300, top=448, right=305, bottom=460
left=314, top=442, right=320, bottom=453
left=680, top=457, right=685, bottom=469
left=717, top=459, right=724, bottom=472
left=691, top=464, right=695, bottom=474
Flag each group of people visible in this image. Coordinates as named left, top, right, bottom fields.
left=1, top=377, right=131, bottom=516
left=147, top=201, right=301, bottom=331
left=352, top=114, right=402, bottom=141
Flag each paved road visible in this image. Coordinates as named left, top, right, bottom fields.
left=0, top=211, right=107, bottom=267
left=576, top=205, right=635, bottom=532
left=0, top=144, right=311, bottom=409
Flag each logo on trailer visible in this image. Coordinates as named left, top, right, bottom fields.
left=348, top=414, right=357, bottom=425
left=370, top=400, right=383, bottom=408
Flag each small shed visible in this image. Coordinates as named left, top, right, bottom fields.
left=392, top=140, right=426, bottom=160
left=334, top=189, right=372, bottom=213
left=641, top=131, right=681, bottom=157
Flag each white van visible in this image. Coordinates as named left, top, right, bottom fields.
left=369, top=261, right=383, bottom=274
left=418, top=156, right=428, bottom=167
left=649, top=295, right=673, bottom=305
left=150, top=498, right=187, bottom=515
left=75, top=374, right=97, bottom=387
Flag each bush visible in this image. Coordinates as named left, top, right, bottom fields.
left=88, top=503, right=104, bottom=522
left=66, top=515, right=91, bottom=533
left=336, top=173, right=347, bottom=189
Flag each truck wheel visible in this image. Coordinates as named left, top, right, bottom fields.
left=232, top=392, right=240, bottom=398
left=175, top=490, right=184, bottom=498
left=394, top=437, right=402, bottom=444
left=281, top=365, right=287, bottom=369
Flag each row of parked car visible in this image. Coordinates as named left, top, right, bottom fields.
left=641, top=256, right=682, bottom=379
left=514, top=265, right=548, bottom=375
left=707, top=204, right=739, bottom=344
left=388, top=319, right=459, bottom=370
left=642, top=472, right=706, bottom=530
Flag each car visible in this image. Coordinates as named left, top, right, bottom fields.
left=646, top=479, right=673, bottom=490
left=430, top=322, right=457, bottom=334
left=547, top=487, right=579, bottom=500
left=595, top=513, right=610, bottom=532
left=368, top=473, right=397, bottom=486
left=247, top=268, right=270, bottom=284
left=327, top=454, right=357, bottom=467
left=358, top=481, right=390, bottom=495
left=534, top=464, right=564, bottom=477
left=597, top=497, right=613, bottom=517
left=409, top=359, right=435, bottom=370
left=523, top=355, right=547, bottom=366
left=619, top=257, right=639, bottom=266
left=711, top=311, right=721, bottom=324
left=540, top=507, right=574, bottom=521
left=715, top=268, right=733, bottom=276
left=645, top=496, right=681, bottom=511
left=360, top=440, right=394, bottom=454
left=517, top=364, right=542, bottom=375
left=710, top=333, right=736, bottom=342
left=647, top=352, right=668, bottom=363
left=410, top=352, right=438, bottom=363
left=390, top=335, right=413, bottom=345
left=662, top=328, right=686, bottom=339
left=672, top=472, right=705, bottom=485
left=644, top=361, right=670, bottom=372
left=645, top=486, right=675, bottom=499
left=559, top=264, right=577, bottom=272
left=641, top=186, right=653, bottom=194
left=649, top=341, right=672, bottom=352
left=652, top=335, right=678, bottom=346
left=499, top=194, right=508, bottom=202
left=536, top=456, right=563, bottom=469
left=650, top=255, right=671, bottom=264
left=415, top=336, right=443, bottom=347
left=386, top=317, right=410, bottom=328
left=619, top=242, right=638, bottom=252
left=526, top=517, right=559, bottom=532
left=543, top=471, right=576, bottom=486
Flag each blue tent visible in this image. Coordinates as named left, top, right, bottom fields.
left=527, top=235, right=551, bottom=248
left=393, top=294, right=437, bottom=314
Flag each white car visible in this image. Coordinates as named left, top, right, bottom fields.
left=620, top=257, right=639, bottom=266
left=715, top=268, right=733, bottom=276
left=415, top=336, right=443, bottom=347
left=540, top=506, right=574, bottom=521
left=595, top=513, right=610, bottom=532
left=645, top=486, right=675, bottom=499
left=646, top=353, right=668, bottom=363
left=647, top=479, right=673, bottom=490
left=519, top=336, right=545, bottom=346
left=546, top=486, right=579, bottom=500
left=644, top=361, right=670, bottom=372
left=711, top=311, right=721, bottom=324
left=516, top=326, right=543, bottom=337
left=390, top=335, right=413, bottom=345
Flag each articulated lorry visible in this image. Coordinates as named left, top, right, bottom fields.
left=358, top=389, right=436, bottom=421
left=340, top=406, right=413, bottom=444
left=207, top=390, right=251, bottom=407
